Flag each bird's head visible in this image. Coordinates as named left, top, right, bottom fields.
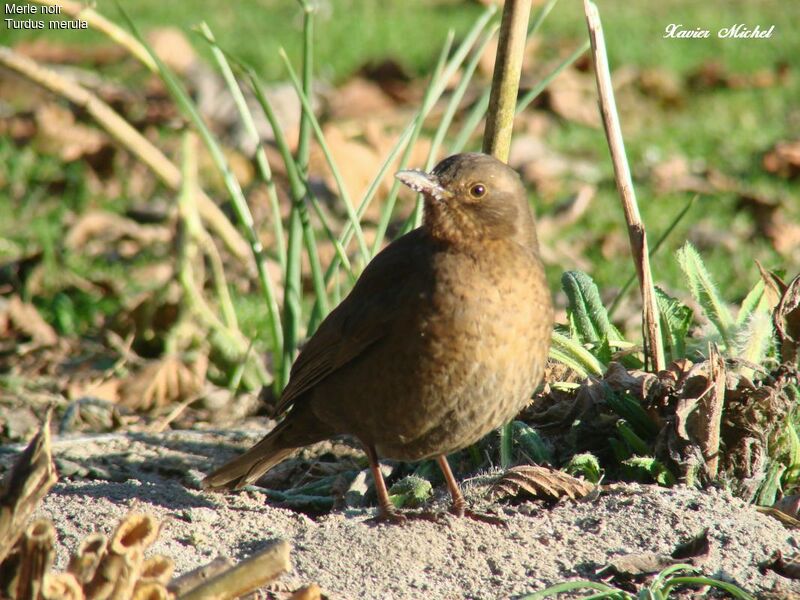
left=395, top=152, right=537, bottom=249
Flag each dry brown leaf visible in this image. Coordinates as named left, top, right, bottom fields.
left=33, top=104, right=109, bottom=162
left=0, top=295, right=58, bottom=347
left=489, top=465, right=593, bottom=502
left=119, top=355, right=207, bottom=411
left=650, top=155, right=715, bottom=195
left=636, top=67, right=684, bottom=106
left=599, top=529, right=710, bottom=579
left=775, top=274, right=800, bottom=363
left=738, top=194, right=800, bottom=257
left=66, top=378, right=121, bottom=404
left=146, top=27, right=197, bottom=75
left=599, top=552, right=684, bottom=579
left=289, top=583, right=322, bottom=600
left=763, top=140, right=800, bottom=179
left=762, top=550, right=800, bottom=580
left=688, top=60, right=790, bottom=91
left=544, top=67, right=600, bottom=127
left=325, top=77, right=396, bottom=120
left=772, top=494, right=800, bottom=522
left=64, top=210, right=172, bottom=258
left=310, top=123, right=384, bottom=206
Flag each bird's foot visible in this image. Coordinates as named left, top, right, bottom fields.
left=366, top=506, right=408, bottom=526
left=366, top=506, right=448, bottom=526
left=448, top=502, right=507, bottom=527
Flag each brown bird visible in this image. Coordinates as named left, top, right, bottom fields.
left=203, top=152, right=553, bottom=523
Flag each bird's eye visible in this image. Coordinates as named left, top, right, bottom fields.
left=469, top=183, right=486, bottom=198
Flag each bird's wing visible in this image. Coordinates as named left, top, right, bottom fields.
left=274, top=228, right=433, bottom=415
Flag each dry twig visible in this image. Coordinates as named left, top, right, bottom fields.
left=582, top=0, right=665, bottom=372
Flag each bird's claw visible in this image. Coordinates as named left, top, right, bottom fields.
left=449, top=504, right=507, bottom=527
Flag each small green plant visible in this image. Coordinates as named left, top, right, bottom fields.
left=522, top=564, right=755, bottom=600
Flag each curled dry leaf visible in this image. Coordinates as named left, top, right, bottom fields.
left=775, top=274, right=800, bottom=363
left=64, top=211, right=172, bottom=259
left=762, top=550, right=800, bottom=580
left=0, top=295, right=58, bottom=347
left=763, top=140, right=800, bottom=179
left=489, top=465, right=594, bottom=502
left=119, top=354, right=207, bottom=411
left=543, top=67, right=600, bottom=128
left=33, top=103, right=109, bottom=162
left=598, top=528, right=710, bottom=579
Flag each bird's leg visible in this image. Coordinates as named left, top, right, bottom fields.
left=364, top=444, right=406, bottom=524
left=436, top=455, right=506, bottom=526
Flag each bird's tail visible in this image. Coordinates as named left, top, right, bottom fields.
left=202, top=428, right=296, bottom=490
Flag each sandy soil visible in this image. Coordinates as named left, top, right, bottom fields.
left=4, top=430, right=798, bottom=599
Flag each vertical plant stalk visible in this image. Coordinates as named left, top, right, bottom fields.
left=482, top=0, right=532, bottom=162
left=583, top=0, right=665, bottom=372
left=481, top=0, right=533, bottom=468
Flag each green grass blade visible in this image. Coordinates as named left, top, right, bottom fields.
left=606, top=390, right=659, bottom=439
left=550, top=331, right=605, bottom=376
left=116, top=6, right=285, bottom=389
left=404, top=23, right=500, bottom=231
left=648, top=564, right=697, bottom=593
left=609, top=196, right=695, bottom=319
left=281, top=4, right=316, bottom=384
left=371, top=31, right=454, bottom=256
left=622, top=456, right=676, bottom=486
left=548, top=347, right=589, bottom=379
left=451, top=39, right=589, bottom=153
left=516, top=39, right=590, bottom=114
left=736, top=278, right=765, bottom=327
left=500, top=422, right=514, bottom=468
left=371, top=4, right=498, bottom=255
left=659, top=576, right=754, bottom=600
left=307, top=122, right=417, bottom=330
left=198, top=22, right=286, bottom=272
left=245, top=68, right=355, bottom=282
left=616, top=419, right=651, bottom=456
left=676, top=242, right=734, bottom=349
left=513, top=420, right=553, bottom=464
left=521, top=580, right=628, bottom=599
left=279, top=49, right=371, bottom=264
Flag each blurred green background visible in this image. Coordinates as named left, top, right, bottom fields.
left=1, top=0, right=798, bottom=340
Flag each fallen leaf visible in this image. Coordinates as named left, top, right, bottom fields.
left=775, top=274, right=800, bottom=363
left=543, top=67, right=600, bottom=128
left=0, top=295, right=58, bottom=347
left=64, top=210, right=172, bottom=258
left=146, top=27, right=197, bottom=75
left=489, top=465, right=594, bottom=502
left=325, top=77, right=396, bottom=120
left=33, top=104, right=108, bottom=162
left=289, top=583, right=322, bottom=600
left=763, top=140, right=800, bottom=179
left=119, top=355, right=207, bottom=411
left=671, top=528, right=710, bottom=563
left=598, top=552, right=683, bottom=578
left=762, top=550, right=800, bottom=580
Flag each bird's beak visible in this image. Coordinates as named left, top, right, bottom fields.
left=395, top=169, right=451, bottom=201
